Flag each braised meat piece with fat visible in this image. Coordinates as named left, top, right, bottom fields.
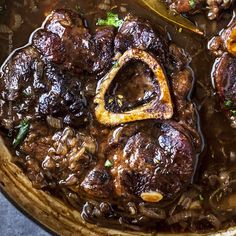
left=114, top=14, right=169, bottom=67
left=33, top=9, right=115, bottom=74
left=84, top=14, right=201, bottom=202
left=209, top=19, right=236, bottom=127
left=0, top=48, right=89, bottom=128
left=100, top=122, right=196, bottom=201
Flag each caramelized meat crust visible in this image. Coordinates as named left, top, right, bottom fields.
left=0, top=10, right=115, bottom=128
left=33, top=9, right=115, bottom=74
left=104, top=123, right=196, bottom=201
left=0, top=48, right=89, bottom=128
left=209, top=20, right=236, bottom=126
left=81, top=167, right=113, bottom=198
left=114, top=14, right=169, bottom=66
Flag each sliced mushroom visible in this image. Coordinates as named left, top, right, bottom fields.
left=94, top=49, right=173, bottom=126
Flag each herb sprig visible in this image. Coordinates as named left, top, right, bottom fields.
left=97, top=12, right=123, bottom=28
left=189, top=0, right=196, bottom=9
left=104, top=159, right=113, bottom=168
left=13, top=120, right=30, bottom=148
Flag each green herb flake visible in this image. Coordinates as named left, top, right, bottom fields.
left=231, top=110, right=236, bottom=116
left=75, top=4, right=84, bottom=15
left=108, top=98, right=114, bottom=104
left=224, top=100, right=233, bottom=109
left=104, top=159, right=113, bottom=168
left=97, top=12, right=123, bottom=28
left=23, top=89, right=31, bottom=97
left=199, top=194, right=204, bottom=201
left=13, top=120, right=30, bottom=148
left=112, top=61, right=120, bottom=68
left=117, top=99, right=123, bottom=107
left=189, top=0, right=196, bottom=9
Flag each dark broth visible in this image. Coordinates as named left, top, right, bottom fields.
left=0, top=0, right=236, bottom=233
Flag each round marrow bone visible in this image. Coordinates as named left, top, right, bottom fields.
left=94, top=49, right=173, bottom=126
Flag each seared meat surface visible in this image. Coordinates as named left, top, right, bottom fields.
left=83, top=13, right=200, bottom=202
left=33, top=9, right=95, bottom=73
left=101, top=122, right=196, bottom=201
left=0, top=47, right=89, bottom=128
left=81, top=166, right=113, bottom=198
left=38, top=65, right=89, bottom=127
left=114, top=14, right=168, bottom=65
left=0, top=9, right=116, bottom=128
left=209, top=20, right=236, bottom=127
left=34, top=9, right=115, bottom=75
left=0, top=47, right=43, bottom=129
left=164, top=0, right=235, bottom=20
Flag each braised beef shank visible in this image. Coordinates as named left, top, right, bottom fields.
left=0, top=8, right=202, bottom=232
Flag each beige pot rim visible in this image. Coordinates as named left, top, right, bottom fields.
left=0, top=136, right=236, bottom=236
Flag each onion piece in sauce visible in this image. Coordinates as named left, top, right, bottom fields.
left=209, top=180, right=236, bottom=213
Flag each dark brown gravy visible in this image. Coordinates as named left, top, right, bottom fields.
left=0, top=0, right=236, bottom=233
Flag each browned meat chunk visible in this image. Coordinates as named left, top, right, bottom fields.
left=212, top=53, right=236, bottom=125
left=33, top=10, right=115, bottom=74
left=32, top=30, right=66, bottom=65
left=165, top=0, right=234, bottom=20
left=86, top=122, right=196, bottom=202
left=0, top=47, right=44, bottom=129
left=0, top=9, right=202, bottom=219
left=209, top=20, right=236, bottom=126
left=114, top=14, right=169, bottom=65
left=209, top=19, right=236, bottom=57
left=81, top=167, right=113, bottom=198
left=93, top=26, right=115, bottom=75
left=0, top=47, right=89, bottom=128
left=19, top=125, right=96, bottom=189
left=33, top=9, right=95, bottom=73
left=37, top=64, right=88, bottom=127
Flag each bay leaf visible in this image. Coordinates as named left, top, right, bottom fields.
left=138, top=0, right=203, bottom=35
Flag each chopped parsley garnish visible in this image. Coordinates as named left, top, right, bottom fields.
left=199, top=194, right=204, bottom=201
left=75, top=4, right=84, bottom=15
left=112, top=61, right=120, bottom=68
left=224, top=100, right=233, bottom=109
left=13, top=120, right=30, bottom=148
left=189, top=0, right=196, bottom=9
left=224, top=100, right=236, bottom=115
left=231, top=110, right=236, bottom=116
left=104, top=159, right=113, bottom=168
left=97, top=12, right=123, bottom=28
